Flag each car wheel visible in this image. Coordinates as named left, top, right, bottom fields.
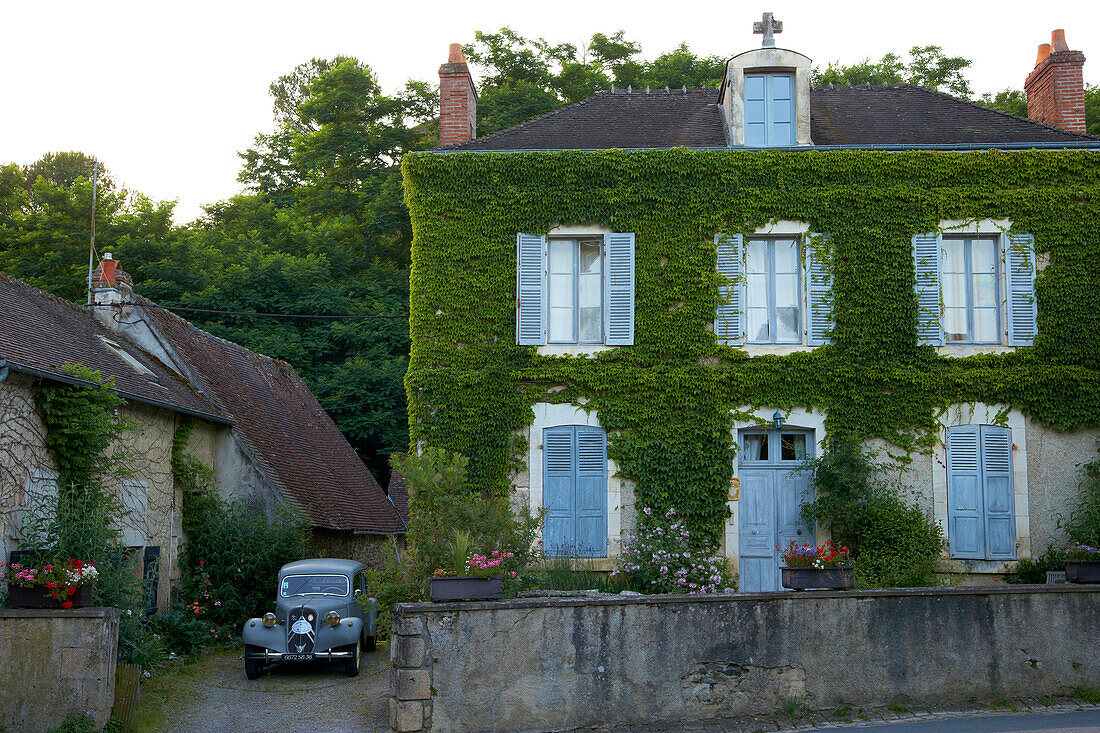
left=363, top=633, right=377, bottom=652
left=343, top=639, right=361, bottom=677
left=244, top=644, right=265, bottom=680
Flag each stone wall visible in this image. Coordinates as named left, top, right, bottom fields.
left=0, top=374, right=225, bottom=610
left=310, top=529, right=401, bottom=570
left=0, top=607, right=121, bottom=731
left=389, top=586, right=1100, bottom=732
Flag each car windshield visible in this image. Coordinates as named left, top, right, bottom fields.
left=280, top=574, right=350, bottom=597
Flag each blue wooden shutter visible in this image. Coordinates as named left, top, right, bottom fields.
left=543, top=427, right=574, bottom=555
left=604, top=233, right=635, bottom=346
left=575, top=427, right=608, bottom=557
left=981, top=425, right=1016, bottom=560
left=946, top=425, right=984, bottom=559
left=806, top=233, right=833, bottom=346
left=913, top=233, right=944, bottom=346
left=1005, top=233, right=1037, bottom=347
left=516, top=233, right=546, bottom=345
left=715, top=234, right=743, bottom=345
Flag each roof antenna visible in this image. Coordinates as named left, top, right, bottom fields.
left=85, top=158, right=98, bottom=306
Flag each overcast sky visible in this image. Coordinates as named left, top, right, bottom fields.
left=3, top=0, right=1096, bottom=223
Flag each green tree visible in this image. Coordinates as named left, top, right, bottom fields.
left=813, top=45, right=972, bottom=97
left=979, top=89, right=1028, bottom=118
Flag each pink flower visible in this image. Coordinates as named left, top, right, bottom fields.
left=214, top=601, right=221, bottom=606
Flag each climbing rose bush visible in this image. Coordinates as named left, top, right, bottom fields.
left=612, top=507, right=735, bottom=594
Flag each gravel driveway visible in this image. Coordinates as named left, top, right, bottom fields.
left=156, top=645, right=390, bottom=733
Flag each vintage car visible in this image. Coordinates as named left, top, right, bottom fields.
left=242, top=558, right=378, bottom=679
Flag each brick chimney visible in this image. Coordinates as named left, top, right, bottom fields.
left=438, top=43, right=477, bottom=146
left=1024, top=29, right=1087, bottom=134
left=89, top=253, right=133, bottom=306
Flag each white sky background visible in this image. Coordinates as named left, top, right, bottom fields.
left=2, top=0, right=1097, bottom=224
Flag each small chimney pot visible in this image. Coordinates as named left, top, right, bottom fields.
left=1035, top=43, right=1051, bottom=66
left=1051, top=29, right=1069, bottom=52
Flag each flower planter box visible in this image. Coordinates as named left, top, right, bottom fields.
left=430, top=576, right=503, bottom=602
left=1065, top=561, right=1100, bottom=584
left=6, top=583, right=93, bottom=608
left=781, top=567, right=855, bottom=591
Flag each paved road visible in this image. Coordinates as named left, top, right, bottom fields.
left=830, top=710, right=1100, bottom=732
left=831, top=708, right=1100, bottom=730
left=159, top=646, right=390, bottom=733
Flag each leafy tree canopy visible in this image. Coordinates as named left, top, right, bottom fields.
left=812, top=45, right=973, bottom=97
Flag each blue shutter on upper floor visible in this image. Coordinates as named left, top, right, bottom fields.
left=805, top=233, right=833, bottom=346
left=715, top=234, right=744, bottom=345
left=542, top=427, right=575, bottom=555
left=913, top=233, right=944, bottom=346
left=604, top=233, right=635, bottom=346
left=981, top=425, right=1016, bottom=560
left=946, top=425, right=984, bottom=560
left=574, top=427, right=608, bottom=558
left=1005, top=233, right=1037, bottom=347
left=517, top=233, right=546, bottom=345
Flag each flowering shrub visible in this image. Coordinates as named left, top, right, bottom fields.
left=433, top=549, right=518, bottom=579
left=1066, top=544, right=1099, bottom=562
left=779, top=540, right=852, bottom=569
left=613, top=507, right=735, bottom=594
left=1, top=558, right=100, bottom=609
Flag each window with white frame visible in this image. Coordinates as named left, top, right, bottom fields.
left=548, top=237, right=603, bottom=344
left=715, top=232, right=833, bottom=347
left=942, top=236, right=1000, bottom=344
left=744, top=73, right=795, bottom=146
left=745, top=237, right=801, bottom=344
left=912, top=231, right=1037, bottom=347
left=517, top=232, right=635, bottom=347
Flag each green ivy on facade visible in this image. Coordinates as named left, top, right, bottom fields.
left=403, top=148, right=1100, bottom=544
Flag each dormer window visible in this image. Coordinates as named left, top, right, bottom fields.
left=718, top=14, right=812, bottom=148
left=744, top=72, right=795, bottom=146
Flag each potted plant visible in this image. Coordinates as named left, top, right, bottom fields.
left=429, top=532, right=514, bottom=602
left=1064, top=545, right=1100, bottom=584
left=779, top=540, right=855, bottom=590
left=2, top=558, right=99, bottom=608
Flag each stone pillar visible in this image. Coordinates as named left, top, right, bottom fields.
left=389, top=611, right=432, bottom=731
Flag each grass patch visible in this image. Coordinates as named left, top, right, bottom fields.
left=1036, top=695, right=1055, bottom=707
left=888, top=695, right=910, bottom=714
left=990, top=697, right=1019, bottom=712
left=1070, top=685, right=1100, bottom=704
left=832, top=703, right=852, bottom=721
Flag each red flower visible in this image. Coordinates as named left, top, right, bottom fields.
left=45, top=582, right=57, bottom=589
left=61, top=601, right=73, bottom=609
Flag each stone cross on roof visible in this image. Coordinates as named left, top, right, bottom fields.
left=753, top=12, right=783, bottom=48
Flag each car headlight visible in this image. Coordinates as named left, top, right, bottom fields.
left=262, top=613, right=277, bottom=628
left=326, top=611, right=341, bottom=626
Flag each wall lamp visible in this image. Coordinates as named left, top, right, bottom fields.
left=773, top=410, right=786, bottom=430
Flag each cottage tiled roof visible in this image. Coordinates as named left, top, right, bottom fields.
left=386, top=468, right=409, bottom=526
left=0, top=272, right=224, bottom=421
left=137, top=298, right=407, bottom=535
left=441, top=85, right=1098, bottom=151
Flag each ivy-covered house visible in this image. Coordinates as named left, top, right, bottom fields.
left=0, top=260, right=406, bottom=608
left=405, top=29, right=1100, bottom=590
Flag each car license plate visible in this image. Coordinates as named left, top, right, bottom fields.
left=283, top=653, right=314, bottom=661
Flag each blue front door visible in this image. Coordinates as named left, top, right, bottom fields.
left=737, top=429, right=814, bottom=592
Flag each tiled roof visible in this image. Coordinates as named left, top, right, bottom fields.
left=0, top=271, right=403, bottom=535
left=138, top=299, right=407, bottom=535
left=386, top=468, right=409, bottom=526
left=0, top=273, right=223, bottom=421
left=441, top=85, right=1098, bottom=151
